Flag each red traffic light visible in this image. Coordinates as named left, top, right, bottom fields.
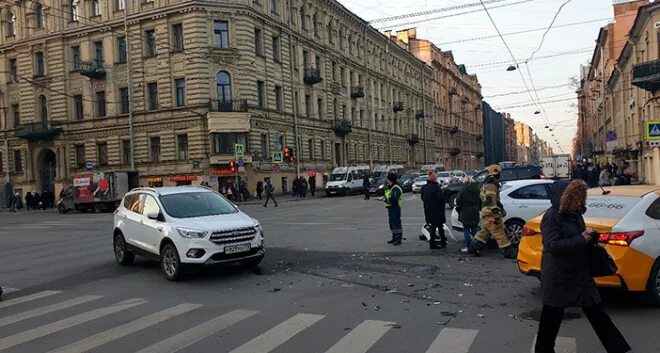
left=283, top=147, right=290, bottom=157
left=229, top=161, right=235, bottom=172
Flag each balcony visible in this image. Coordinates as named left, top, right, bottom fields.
left=415, top=110, right=425, bottom=119
left=476, top=134, right=483, bottom=141
left=350, top=86, right=364, bottom=99
left=209, top=99, right=248, bottom=112
left=450, top=126, right=459, bottom=135
left=15, top=122, right=63, bottom=141
left=332, top=119, right=352, bottom=137
left=449, top=147, right=461, bottom=156
left=393, top=102, right=404, bottom=113
left=449, top=88, right=458, bottom=96
left=406, top=133, right=420, bottom=145
left=79, top=61, right=106, bottom=79
left=475, top=151, right=484, bottom=158
left=632, top=60, right=660, bottom=91
left=304, top=68, right=323, bottom=85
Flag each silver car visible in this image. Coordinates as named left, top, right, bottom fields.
left=412, top=176, right=428, bottom=193
left=437, top=172, right=454, bottom=186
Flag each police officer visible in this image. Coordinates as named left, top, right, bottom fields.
left=468, top=164, right=516, bottom=258
left=384, top=173, right=403, bottom=245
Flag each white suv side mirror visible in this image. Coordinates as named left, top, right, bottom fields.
left=146, top=211, right=160, bottom=220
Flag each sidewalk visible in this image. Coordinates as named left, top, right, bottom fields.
left=233, top=193, right=324, bottom=206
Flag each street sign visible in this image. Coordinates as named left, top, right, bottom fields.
left=85, top=161, right=93, bottom=171
left=237, top=158, right=244, bottom=167
left=605, top=130, right=617, bottom=142
left=646, top=121, right=660, bottom=141
left=234, top=144, right=245, bottom=157
left=238, top=166, right=245, bottom=173
left=606, top=140, right=618, bottom=152
left=272, top=151, right=284, bottom=164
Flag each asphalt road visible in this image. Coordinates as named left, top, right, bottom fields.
left=0, top=195, right=657, bottom=353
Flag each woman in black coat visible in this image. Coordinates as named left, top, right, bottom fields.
left=420, top=172, right=447, bottom=249
left=535, top=180, right=631, bottom=353
left=456, top=177, right=481, bottom=252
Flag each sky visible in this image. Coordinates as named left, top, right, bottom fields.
left=338, top=0, right=615, bottom=154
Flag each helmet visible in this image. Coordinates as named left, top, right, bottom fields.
left=487, top=164, right=502, bottom=176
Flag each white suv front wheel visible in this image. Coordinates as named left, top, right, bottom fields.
left=161, top=243, right=182, bottom=281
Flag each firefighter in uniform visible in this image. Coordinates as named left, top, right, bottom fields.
left=468, top=164, right=516, bottom=258
left=384, top=173, right=403, bottom=246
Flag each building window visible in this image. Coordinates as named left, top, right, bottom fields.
left=8, top=58, right=17, bottom=82
left=147, top=82, right=158, bottom=110
left=74, top=95, right=83, bottom=120
left=272, top=36, right=280, bottom=61
left=300, top=7, right=306, bottom=30
left=317, top=98, right=323, bottom=118
left=117, top=37, right=127, bottom=63
left=6, top=12, right=15, bottom=36
left=305, top=94, right=311, bottom=117
left=212, top=133, right=247, bottom=155
left=34, top=52, right=45, bottom=76
left=171, top=24, right=183, bottom=52
left=308, top=139, right=314, bottom=160
left=97, top=143, right=108, bottom=166
left=328, top=22, right=333, bottom=44
left=254, top=28, right=263, bottom=56
left=71, top=46, right=81, bottom=70
left=122, top=140, right=131, bottom=165
left=175, top=78, right=185, bottom=107
left=116, top=0, right=125, bottom=11
left=13, top=150, right=22, bottom=172
left=177, top=134, right=188, bottom=161
left=320, top=140, right=325, bottom=160
left=38, top=95, right=47, bottom=123
left=270, top=0, right=277, bottom=13
left=257, top=80, right=265, bottom=108
left=274, top=85, right=282, bottom=111
left=213, top=20, right=228, bottom=48
left=96, top=91, right=106, bottom=117
left=216, top=71, right=232, bottom=103
left=35, top=3, right=44, bottom=28
left=119, top=87, right=129, bottom=114
left=150, top=137, right=161, bottom=163
left=70, top=0, right=79, bottom=21
left=11, top=104, right=19, bottom=127
left=348, top=34, right=353, bottom=55
left=312, top=13, right=318, bottom=37
left=260, top=133, right=268, bottom=157
left=339, top=29, right=344, bottom=50
left=145, top=29, right=156, bottom=57
left=92, top=0, right=101, bottom=16
left=75, top=145, right=85, bottom=167
left=93, top=41, right=103, bottom=65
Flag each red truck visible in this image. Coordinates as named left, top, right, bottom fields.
left=59, top=171, right=138, bottom=213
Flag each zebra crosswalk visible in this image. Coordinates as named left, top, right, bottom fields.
left=0, top=290, right=580, bottom=353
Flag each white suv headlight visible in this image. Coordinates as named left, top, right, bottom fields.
left=177, top=227, right=208, bottom=238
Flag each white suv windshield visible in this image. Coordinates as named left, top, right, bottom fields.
left=159, top=192, right=237, bottom=218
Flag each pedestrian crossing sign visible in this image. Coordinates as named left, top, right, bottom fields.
left=272, top=151, right=283, bottom=164
left=234, top=144, right=245, bottom=157
left=646, top=121, right=660, bottom=141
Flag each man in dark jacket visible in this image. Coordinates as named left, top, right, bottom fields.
left=308, top=175, right=316, bottom=197
left=420, top=171, right=447, bottom=249
left=456, top=177, right=481, bottom=252
left=615, top=163, right=633, bottom=185
left=363, top=175, right=371, bottom=200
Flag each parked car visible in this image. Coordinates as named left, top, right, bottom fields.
left=450, top=179, right=555, bottom=244
left=369, top=177, right=387, bottom=196
left=518, top=185, right=660, bottom=306
left=444, top=165, right=545, bottom=208
left=466, top=170, right=478, bottom=177
left=113, top=187, right=265, bottom=281
left=325, top=166, right=370, bottom=196
left=437, top=171, right=455, bottom=186
left=451, top=170, right=466, bottom=180
left=399, top=174, right=415, bottom=192
left=412, top=176, right=428, bottom=193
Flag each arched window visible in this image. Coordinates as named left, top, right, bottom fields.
left=35, top=3, right=43, bottom=28
left=7, top=12, right=15, bottom=36
left=312, top=13, right=318, bottom=37
left=327, top=21, right=333, bottom=44
left=216, top=71, right=232, bottom=110
left=70, top=0, right=79, bottom=21
left=38, top=95, right=48, bottom=124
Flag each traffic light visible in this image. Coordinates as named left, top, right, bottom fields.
left=283, top=147, right=290, bottom=161
left=229, top=160, right=235, bottom=172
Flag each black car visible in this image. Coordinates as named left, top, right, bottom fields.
left=399, top=174, right=415, bottom=192
left=369, top=177, right=387, bottom=196
left=444, top=165, right=545, bottom=208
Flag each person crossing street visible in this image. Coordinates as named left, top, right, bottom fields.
left=420, top=171, right=447, bottom=249
left=263, top=179, right=278, bottom=207
left=383, top=173, right=403, bottom=245
left=468, top=164, right=516, bottom=258
left=363, top=174, right=371, bottom=200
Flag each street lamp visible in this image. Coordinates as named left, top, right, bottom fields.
left=534, top=111, right=541, bottom=115
left=506, top=65, right=517, bottom=71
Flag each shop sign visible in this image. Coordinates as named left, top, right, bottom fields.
left=212, top=169, right=239, bottom=176
left=169, top=175, right=197, bottom=182
left=145, top=177, right=163, bottom=183
left=73, top=177, right=91, bottom=187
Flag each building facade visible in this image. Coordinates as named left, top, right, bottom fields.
left=503, top=113, right=517, bottom=162
left=482, top=101, right=505, bottom=166
left=0, top=0, right=456, bottom=196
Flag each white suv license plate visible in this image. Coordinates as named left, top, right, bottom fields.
left=225, top=243, right=251, bottom=255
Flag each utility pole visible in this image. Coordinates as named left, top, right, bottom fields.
left=420, top=61, right=427, bottom=165
left=287, top=34, right=300, bottom=179
left=124, top=1, right=135, bottom=171
left=362, top=27, right=372, bottom=169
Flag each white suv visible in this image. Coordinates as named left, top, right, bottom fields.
left=113, top=187, right=265, bottom=281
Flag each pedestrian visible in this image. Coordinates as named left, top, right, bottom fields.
left=34, top=191, right=44, bottom=210
left=25, top=192, right=34, bottom=211
left=384, top=173, right=403, bottom=245
left=534, top=180, right=631, bottom=353
left=420, top=171, right=447, bottom=249
left=571, top=163, right=581, bottom=180
left=587, top=163, right=599, bottom=188
left=292, top=177, right=300, bottom=197
left=615, top=164, right=633, bottom=185
left=9, top=192, right=18, bottom=213
left=598, top=167, right=610, bottom=187
left=308, top=175, right=316, bottom=197
left=580, top=164, right=589, bottom=183
left=300, top=177, right=308, bottom=198
left=263, top=179, right=278, bottom=207
left=456, top=176, right=481, bottom=253
left=256, top=181, right=264, bottom=200
left=468, top=164, right=516, bottom=258
left=363, top=174, right=371, bottom=200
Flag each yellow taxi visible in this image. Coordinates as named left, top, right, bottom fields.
left=517, top=185, right=660, bottom=305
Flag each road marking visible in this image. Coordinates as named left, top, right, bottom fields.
left=425, top=328, right=478, bottom=353
left=0, top=298, right=146, bottom=351
left=0, top=295, right=102, bottom=327
left=230, top=313, right=325, bottom=353
left=49, top=303, right=202, bottom=353
left=2, top=287, right=20, bottom=294
left=0, top=290, right=61, bottom=310
left=324, top=320, right=394, bottom=353
left=531, top=335, right=576, bottom=353
left=135, top=309, right=258, bottom=353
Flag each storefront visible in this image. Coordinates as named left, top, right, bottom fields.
left=145, top=177, right=163, bottom=188
left=170, top=175, right=197, bottom=186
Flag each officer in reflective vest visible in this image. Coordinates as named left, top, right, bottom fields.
left=468, top=164, right=516, bottom=258
left=384, top=173, right=404, bottom=245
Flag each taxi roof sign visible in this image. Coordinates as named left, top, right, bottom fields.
left=646, top=121, right=660, bottom=141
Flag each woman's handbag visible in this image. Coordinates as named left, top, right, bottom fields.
left=590, top=245, right=618, bottom=277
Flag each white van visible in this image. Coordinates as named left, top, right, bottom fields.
left=420, top=164, right=445, bottom=174
left=325, top=166, right=370, bottom=196
left=371, top=165, right=405, bottom=180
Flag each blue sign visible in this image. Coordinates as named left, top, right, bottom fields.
left=85, top=161, right=93, bottom=171
left=237, top=158, right=244, bottom=167
left=605, top=131, right=617, bottom=142
left=647, top=121, right=660, bottom=141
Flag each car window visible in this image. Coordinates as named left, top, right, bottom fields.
left=645, top=197, right=660, bottom=220
left=474, top=171, right=487, bottom=183
left=501, top=169, right=517, bottom=181
left=417, top=176, right=428, bottom=182
left=438, top=172, right=450, bottom=178
left=509, top=184, right=549, bottom=200
left=124, top=193, right=143, bottom=214
left=160, top=191, right=237, bottom=218
left=142, top=195, right=161, bottom=216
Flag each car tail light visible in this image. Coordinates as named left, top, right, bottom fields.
left=598, top=231, right=644, bottom=246
left=539, top=173, right=546, bottom=179
left=522, top=225, right=540, bottom=237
